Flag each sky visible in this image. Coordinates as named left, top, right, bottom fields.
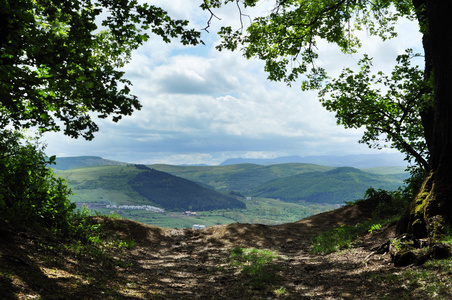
left=43, top=1, right=423, bottom=166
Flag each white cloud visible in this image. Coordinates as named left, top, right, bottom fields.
left=43, top=3, right=422, bottom=165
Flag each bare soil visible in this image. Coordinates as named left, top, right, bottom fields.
left=0, top=199, right=448, bottom=299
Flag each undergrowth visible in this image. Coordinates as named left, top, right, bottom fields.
left=64, top=205, right=135, bottom=263
left=311, top=218, right=397, bottom=254
left=228, top=247, right=286, bottom=291
left=312, top=186, right=408, bottom=254
left=373, top=258, right=452, bottom=299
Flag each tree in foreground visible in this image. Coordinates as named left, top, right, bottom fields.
left=204, top=0, right=451, bottom=241
left=1, top=0, right=201, bottom=139
left=0, top=0, right=202, bottom=229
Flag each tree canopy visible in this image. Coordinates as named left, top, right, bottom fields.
left=0, top=0, right=201, bottom=140
left=212, top=0, right=415, bottom=83
left=0, top=0, right=202, bottom=231
left=319, top=50, right=431, bottom=170
left=204, top=0, right=452, bottom=241
left=205, top=0, right=431, bottom=170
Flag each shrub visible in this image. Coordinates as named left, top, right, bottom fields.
left=365, top=187, right=410, bottom=220
left=0, top=130, right=75, bottom=231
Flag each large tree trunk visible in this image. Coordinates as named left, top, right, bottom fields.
left=397, top=0, right=452, bottom=240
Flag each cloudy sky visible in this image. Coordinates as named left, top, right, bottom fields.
left=43, top=1, right=423, bottom=165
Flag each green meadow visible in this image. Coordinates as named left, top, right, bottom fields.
left=56, top=159, right=406, bottom=228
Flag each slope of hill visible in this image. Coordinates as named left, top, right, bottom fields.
left=56, top=158, right=408, bottom=210
left=250, top=167, right=407, bottom=204
left=149, top=163, right=334, bottom=194
left=129, top=165, right=245, bottom=211
left=53, top=156, right=127, bottom=170
left=57, top=165, right=245, bottom=211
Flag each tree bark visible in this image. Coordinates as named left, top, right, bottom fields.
left=425, top=0, right=452, bottom=231
left=397, top=0, right=452, bottom=240
left=412, top=0, right=435, bottom=158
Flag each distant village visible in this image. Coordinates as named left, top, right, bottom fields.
left=77, top=203, right=207, bottom=230
left=106, top=204, right=164, bottom=213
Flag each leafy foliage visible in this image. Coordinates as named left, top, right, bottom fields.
left=311, top=218, right=396, bottom=254
left=211, top=0, right=414, bottom=84
left=319, top=50, right=432, bottom=169
left=0, top=0, right=201, bottom=235
left=0, top=130, right=75, bottom=230
left=1, top=0, right=201, bottom=139
left=364, top=187, right=411, bottom=220
left=206, top=1, right=431, bottom=172
left=311, top=183, right=416, bottom=254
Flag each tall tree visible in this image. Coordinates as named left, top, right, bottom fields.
left=411, top=0, right=452, bottom=239
left=204, top=0, right=451, bottom=239
left=0, top=0, right=201, bottom=229
left=1, top=0, right=201, bottom=140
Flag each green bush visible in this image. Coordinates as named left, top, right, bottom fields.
left=311, top=218, right=397, bottom=254
left=0, top=130, right=75, bottom=231
left=228, top=248, right=284, bottom=289
left=365, top=188, right=408, bottom=219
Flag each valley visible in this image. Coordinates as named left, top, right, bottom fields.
left=55, top=156, right=409, bottom=229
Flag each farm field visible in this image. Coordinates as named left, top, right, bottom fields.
left=80, top=197, right=337, bottom=228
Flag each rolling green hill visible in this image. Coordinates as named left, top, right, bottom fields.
left=128, top=165, right=245, bottom=211
left=250, top=167, right=406, bottom=204
left=53, top=156, right=127, bottom=171
left=149, top=163, right=334, bottom=194
left=57, top=165, right=245, bottom=211
left=57, top=159, right=408, bottom=211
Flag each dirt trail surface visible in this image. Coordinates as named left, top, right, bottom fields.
left=0, top=199, right=444, bottom=299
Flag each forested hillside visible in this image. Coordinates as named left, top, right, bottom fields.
left=129, top=165, right=245, bottom=211
left=58, top=160, right=408, bottom=210
left=57, top=164, right=245, bottom=211
left=250, top=167, right=406, bottom=204
left=150, top=163, right=334, bottom=193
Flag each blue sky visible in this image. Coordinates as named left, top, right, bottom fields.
left=43, top=1, right=423, bottom=165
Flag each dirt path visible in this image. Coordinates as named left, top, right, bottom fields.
left=94, top=199, right=401, bottom=299
left=1, top=199, right=441, bottom=299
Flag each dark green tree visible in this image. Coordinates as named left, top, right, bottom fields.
left=319, top=50, right=432, bottom=171
left=1, top=0, right=201, bottom=139
left=204, top=0, right=452, bottom=239
left=1, top=0, right=202, bottom=229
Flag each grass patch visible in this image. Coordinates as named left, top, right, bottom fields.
left=228, top=248, right=286, bottom=290
left=313, top=186, right=412, bottom=254
left=311, top=218, right=397, bottom=254
left=374, top=258, right=452, bottom=299
left=61, top=205, right=136, bottom=266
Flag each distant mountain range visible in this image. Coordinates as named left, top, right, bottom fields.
left=54, top=155, right=409, bottom=208
left=219, top=153, right=407, bottom=169
left=53, top=153, right=408, bottom=170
